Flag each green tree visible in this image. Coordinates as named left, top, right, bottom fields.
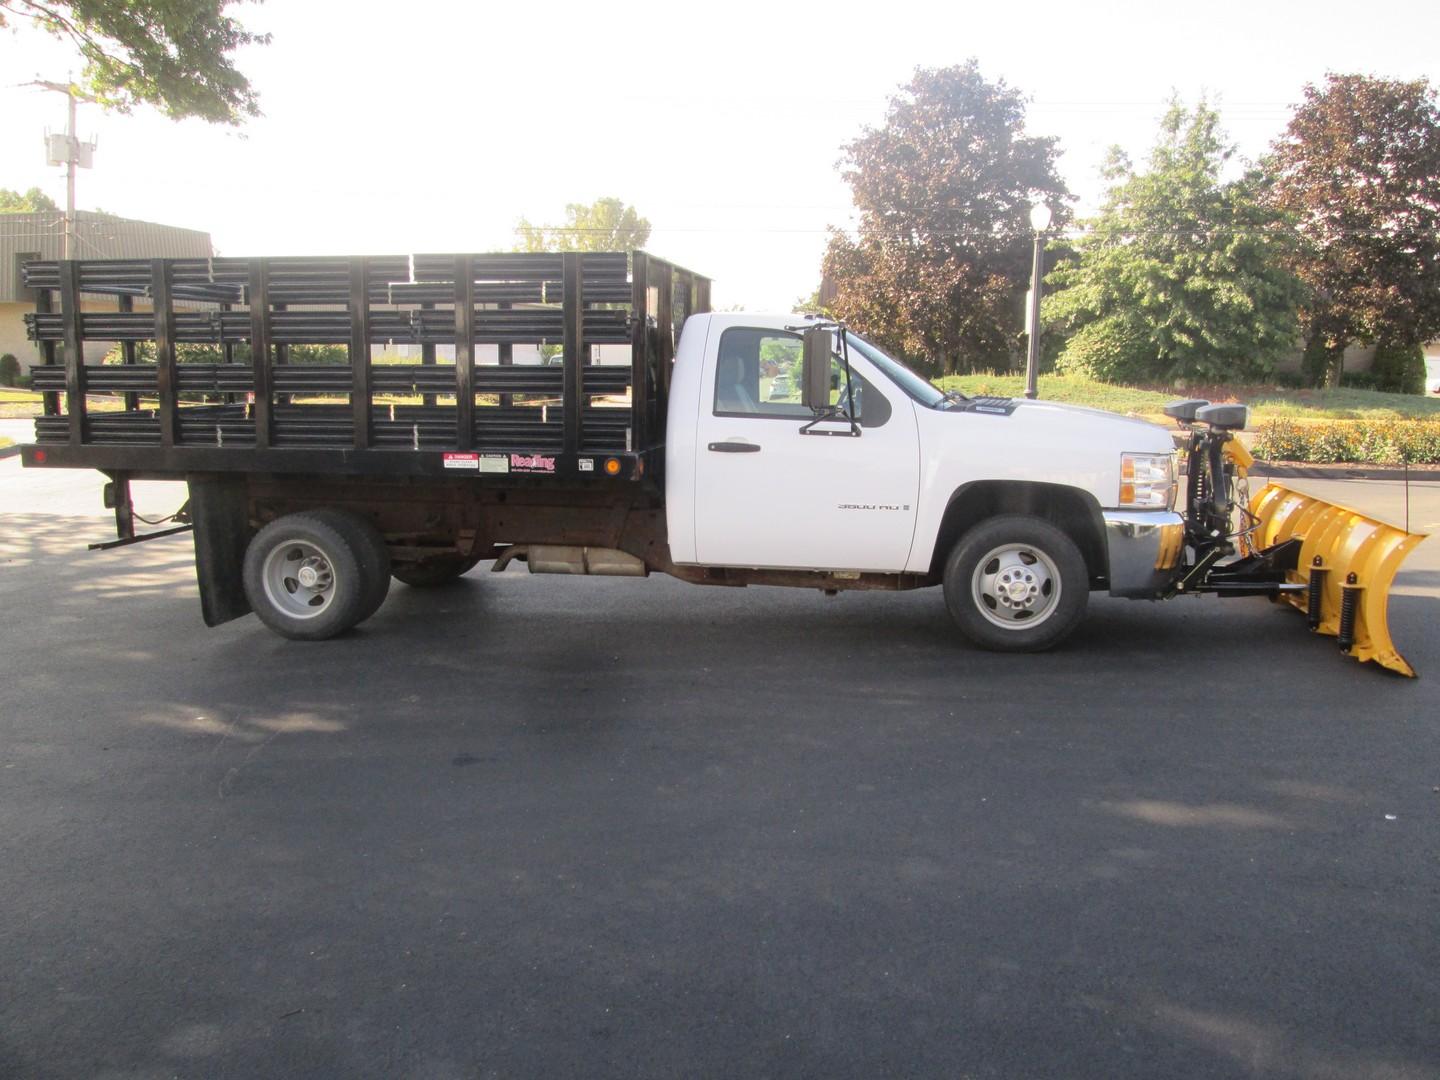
left=1044, top=101, right=1306, bottom=384
left=515, top=197, right=651, bottom=252
left=821, top=62, right=1071, bottom=374
left=0, top=187, right=60, bottom=212
left=0, top=1, right=267, bottom=124
left=1265, top=74, right=1440, bottom=386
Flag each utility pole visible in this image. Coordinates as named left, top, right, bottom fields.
left=31, top=79, right=98, bottom=258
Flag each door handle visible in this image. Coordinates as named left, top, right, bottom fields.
left=707, top=440, right=761, bottom=453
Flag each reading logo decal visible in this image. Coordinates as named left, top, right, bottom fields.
left=510, top=452, right=557, bottom=474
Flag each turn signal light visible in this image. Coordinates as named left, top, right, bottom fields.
left=604, top=457, right=622, bottom=476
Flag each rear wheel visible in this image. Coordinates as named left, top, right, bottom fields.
left=392, top=554, right=481, bottom=587
left=310, top=508, right=391, bottom=620
left=243, top=511, right=379, bottom=640
left=942, top=514, right=1088, bottom=653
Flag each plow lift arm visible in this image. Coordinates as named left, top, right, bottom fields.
left=1164, top=399, right=1428, bottom=677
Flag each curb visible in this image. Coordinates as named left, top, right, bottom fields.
left=1249, top=462, right=1440, bottom=482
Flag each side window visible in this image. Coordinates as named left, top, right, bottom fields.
left=713, top=327, right=890, bottom=427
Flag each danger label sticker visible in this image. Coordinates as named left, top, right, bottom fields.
left=443, top=453, right=479, bottom=470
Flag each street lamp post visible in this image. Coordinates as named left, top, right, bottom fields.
left=1023, top=201, right=1052, bottom=400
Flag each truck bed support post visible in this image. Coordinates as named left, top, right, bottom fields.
left=152, top=259, right=178, bottom=448
left=187, top=473, right=251, bottom=627
left=60, top=259, right=86, bottom=445
left=562, top=252, right=583, bottom=456
left=117, top=293, right=139, bottom=411
left=349, top=257, right=372, bottom=450
left=248, top=259, right=272, bottom=449
left=498, top=302, right=513, bottom=409
left=36, top=287, right=60, bottom=417
left=655, top=263, right=674, bottom=405
left=630, top=251, right=649, bottom=452
left=420, top=302, right=436, bottom=408
left=453, top=255, right=475, bottom=451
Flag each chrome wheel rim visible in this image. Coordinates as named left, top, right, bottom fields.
left=971, top=543, right=1061, bottom=630
left=262, top=540, right=336, bottom=619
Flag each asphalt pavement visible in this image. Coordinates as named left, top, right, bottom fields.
left=2, top=458, right=1438, bottom=1079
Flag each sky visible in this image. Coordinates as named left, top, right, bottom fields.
left=1, top=0, right=1438, bottom=310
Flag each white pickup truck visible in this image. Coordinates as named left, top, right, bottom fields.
left=660, top=313, right=1183, bottom=652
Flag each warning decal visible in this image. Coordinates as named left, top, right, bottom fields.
left=510, top=452, right=557, bottom=474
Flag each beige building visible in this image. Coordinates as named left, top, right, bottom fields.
left=1, top=211, right=212, bottom=368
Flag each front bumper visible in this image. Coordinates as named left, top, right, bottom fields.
left=1102, top=510, right=1185, bottom=598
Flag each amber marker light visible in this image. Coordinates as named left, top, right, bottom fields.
left=604, top=457, right=622, bottom=476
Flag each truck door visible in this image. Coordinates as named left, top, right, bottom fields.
left=692, top=326, right=920, bottom=571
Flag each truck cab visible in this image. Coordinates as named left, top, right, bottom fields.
left=665, top=313, right=1185, bottom=648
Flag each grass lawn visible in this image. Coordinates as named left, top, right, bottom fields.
left=937, top=373, right=1440, bottom=424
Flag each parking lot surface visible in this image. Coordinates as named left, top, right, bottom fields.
left=2, top=459, right=1438, bottom=1079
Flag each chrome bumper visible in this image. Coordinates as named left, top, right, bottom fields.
left=1102, top=510, right=1185, bottom=598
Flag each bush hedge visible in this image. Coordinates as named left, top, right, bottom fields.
left=1253, top=418, right=1440, bottom=464
left=1370, top=341, right=1426, bottom=395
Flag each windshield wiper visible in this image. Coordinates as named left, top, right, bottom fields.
left=942, top=389, right=970, bottom=405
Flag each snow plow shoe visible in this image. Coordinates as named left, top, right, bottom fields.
left=1249, top=483, right=1428, bottom=677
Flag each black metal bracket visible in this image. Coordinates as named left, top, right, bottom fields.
left=1185, top=538, right=1304, bottom=598
left=89, top=523, right=193, bottom=551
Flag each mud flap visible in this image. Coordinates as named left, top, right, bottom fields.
left=1249, top=483, right=1428, bottom=677
left=187, top=474, right=252, bottom=627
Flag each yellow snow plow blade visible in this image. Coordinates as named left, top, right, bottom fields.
left=1249, top=483, right=1428, bottom=677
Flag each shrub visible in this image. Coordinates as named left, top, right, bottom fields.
left=0, top=353, right=18, bottom=386
left=1253, top=418, right=1440, bottom=464
left=1369, top=341, right=1425, bottom=395
left=1339, top=371, right=1381, bottom=391
left=1301, top=335, right=1336, bottom=386
left=1053, top=315, right=1154, bottom=382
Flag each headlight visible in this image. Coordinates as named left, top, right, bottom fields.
left=1119, top=452, right=1176, bottom=509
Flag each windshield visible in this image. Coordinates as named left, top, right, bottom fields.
left=844, top=333, right=946, bottom=408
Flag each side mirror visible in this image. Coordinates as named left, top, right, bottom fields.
left=801, top=328, right=831, bottom=411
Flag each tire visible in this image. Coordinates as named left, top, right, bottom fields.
left=310, top=508, right=391, bottom=621
left=942, top=514, right=1088, bottom=653
left=392, top=554, right=481, bottom=587
left=242, top=511, right=377, bottom=640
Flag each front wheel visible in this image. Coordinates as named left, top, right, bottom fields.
left=942, top=515, right=1088, bottom=653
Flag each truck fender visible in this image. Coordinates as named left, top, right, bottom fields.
left=926, top=480, right=1108, bottom=588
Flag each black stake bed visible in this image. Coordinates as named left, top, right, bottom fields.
left=20, top=251, right=710, bottom=481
